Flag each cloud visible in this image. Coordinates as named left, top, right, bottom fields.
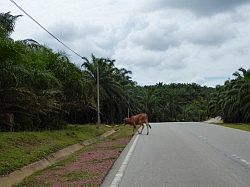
left=130, top=22, right=180, bottom=51
left=142, top=0, right=250, bottom=15
left=112, top=5, right=250, bottom=86
left=121, top=9, right=237, bottom=59
left=47, top=22, right=104, bottom=42
left=182, top=14, right=236, bottom=46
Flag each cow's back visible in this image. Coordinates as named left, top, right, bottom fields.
left=131, top=113, right=148, bottom=125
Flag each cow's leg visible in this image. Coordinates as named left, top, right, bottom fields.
left=133, top=123, right=138, bottom=135
left=146, top=123, right=150, bottom=135
left=136, top=125, right=141, bottom=134
left=140, top=124, right=144, bottom=134
left=132, top=125, right=136, bottom=135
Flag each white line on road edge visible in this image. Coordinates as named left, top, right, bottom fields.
left=110, top=134, right=140, bottom=187
left=231, top=154, right=250, bottom=166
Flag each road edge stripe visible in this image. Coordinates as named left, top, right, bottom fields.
left=110, top=134, right=140, bottom=187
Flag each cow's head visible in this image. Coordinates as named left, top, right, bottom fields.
left=123, top=117, right=130, bottom=125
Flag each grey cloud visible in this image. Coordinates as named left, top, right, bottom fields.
left=183, top=15, right=236, bottom=46
left=131, top=23, right=180, bottom=51
left=144, top=0, right=250, bottom=15
left=96, top=19, right=140, bottom=52
left=128, top=12, right=236, bottom=53
left=47, top=22, right=104, bottom=42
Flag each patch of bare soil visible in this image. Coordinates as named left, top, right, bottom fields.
left=205, top=116, right=223, bottom=124
left=22, top=138, right=130, bottom=187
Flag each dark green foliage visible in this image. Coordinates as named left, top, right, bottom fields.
left=130, top=83, right=213, bottom=122
left=208, top=68, right=250, bottom=123
left=81, top=55, right=136, bottom=124
left=0, top=12, right=21, bottom=39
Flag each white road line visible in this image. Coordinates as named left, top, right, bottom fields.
left=240, top=159, right=247, bottom=162
left=198, top=136, right=250, bottom=168
left=110, top=134, right=140, bottom=187
left=231, top=154, right=250, bottom=166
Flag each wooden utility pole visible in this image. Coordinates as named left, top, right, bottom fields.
left=97, top=61, right=101, bottom=125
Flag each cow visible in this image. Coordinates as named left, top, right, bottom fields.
left=0, top=113, right=14, bottom=132
left=124, top=113, right=151, bottom=135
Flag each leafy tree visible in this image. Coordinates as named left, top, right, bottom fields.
left=0, top=12, right=21, bottom=39
left=208, top=68, right=250, bottom=123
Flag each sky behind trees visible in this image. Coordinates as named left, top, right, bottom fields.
left=1, top=0, right=250, bottom=87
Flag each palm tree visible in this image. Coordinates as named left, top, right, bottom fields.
left=208, top=68, right=250, bottom=123
left=82, top=55, right=128, bottom=123
left=137, top=87, right=158, bottom=121
left=237, top=68, right=250, bottom=122
left=0, top=12, right=21, bottom=39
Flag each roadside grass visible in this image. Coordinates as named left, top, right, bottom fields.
left=59, top=170, right=95, bottom=182
left=0, top=125, right=110, bottom=176
left=107, top=125, right=133, bottom=140
left=15, top=125, right=132, bottom=187
left=219, top=123, right=250, bottom=132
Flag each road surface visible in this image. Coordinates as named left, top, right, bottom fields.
left=102, top=122, right=250, bottom=187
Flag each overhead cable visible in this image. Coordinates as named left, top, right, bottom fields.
left=9, top=0, right=84, bottom=59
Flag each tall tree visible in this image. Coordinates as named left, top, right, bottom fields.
left=0, top=12, right=21, bottom=39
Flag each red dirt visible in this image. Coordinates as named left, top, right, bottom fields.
left=30, top=138, right=130, bottom=187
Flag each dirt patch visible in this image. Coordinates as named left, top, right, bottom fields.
left=205, top=116, right=223, bottom=124
left=17, top=138, right=130, bottom=187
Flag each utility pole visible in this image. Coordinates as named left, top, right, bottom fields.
left=97, top=60, right=101, bottom=125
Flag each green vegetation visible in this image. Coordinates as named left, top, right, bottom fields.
left=220, top=124, right=250, bottom=132
left=208, top=68, right=250, bottom=123
left=0, top=12, right=136, bottom=131
left=133, top=83, right=213, bottom=122
left=15, top=125, right=132, bottom=187
left=0, top=125, right=109, bottom=175
left=60, top=170, right=95, bottom=182
left=108, top=125, right=133, bottom=139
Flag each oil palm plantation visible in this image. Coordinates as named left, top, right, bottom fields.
left=208, top=68, right=250, bottom=123
left=82, top=55, right=133, bottom=123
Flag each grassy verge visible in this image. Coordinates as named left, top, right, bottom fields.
left=15, top=125, right=132, bottom=187
left=219, top=123, right=250, bottom=132
left=0, top=125, right=110, bottom=176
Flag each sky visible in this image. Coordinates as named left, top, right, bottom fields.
left=1, top=0, right=250, bottom=87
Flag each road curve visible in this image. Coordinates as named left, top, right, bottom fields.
left=102, top=122, right=250, bottom=187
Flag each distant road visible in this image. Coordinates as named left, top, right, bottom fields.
left=102, top=122, right=250, bottom=187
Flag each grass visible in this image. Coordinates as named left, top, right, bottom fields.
left=15, top=125, right=132, bottom=187
left=60, top=171, right=95, bottom=182
left=91, top=157, right=117, bottom=164
left=107, top=125, right=133, bottom=140
left=219, top=123, right=250, bottom=132
left=0, top=125, right=110, bottom=176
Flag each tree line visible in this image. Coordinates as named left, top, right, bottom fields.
left=0, top=12, right=248, bottom=131
left=208, top=68, right=250, bottom=123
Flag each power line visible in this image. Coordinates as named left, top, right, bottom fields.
left=9, top=0, right=84, bottom=59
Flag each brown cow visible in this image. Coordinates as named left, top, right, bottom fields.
left=0, top=113, right=14, bottom=132
left=124, top=113, right=151, bottom=135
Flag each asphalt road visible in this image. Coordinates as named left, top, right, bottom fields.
left=102, top=122, right=250, bottom=187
